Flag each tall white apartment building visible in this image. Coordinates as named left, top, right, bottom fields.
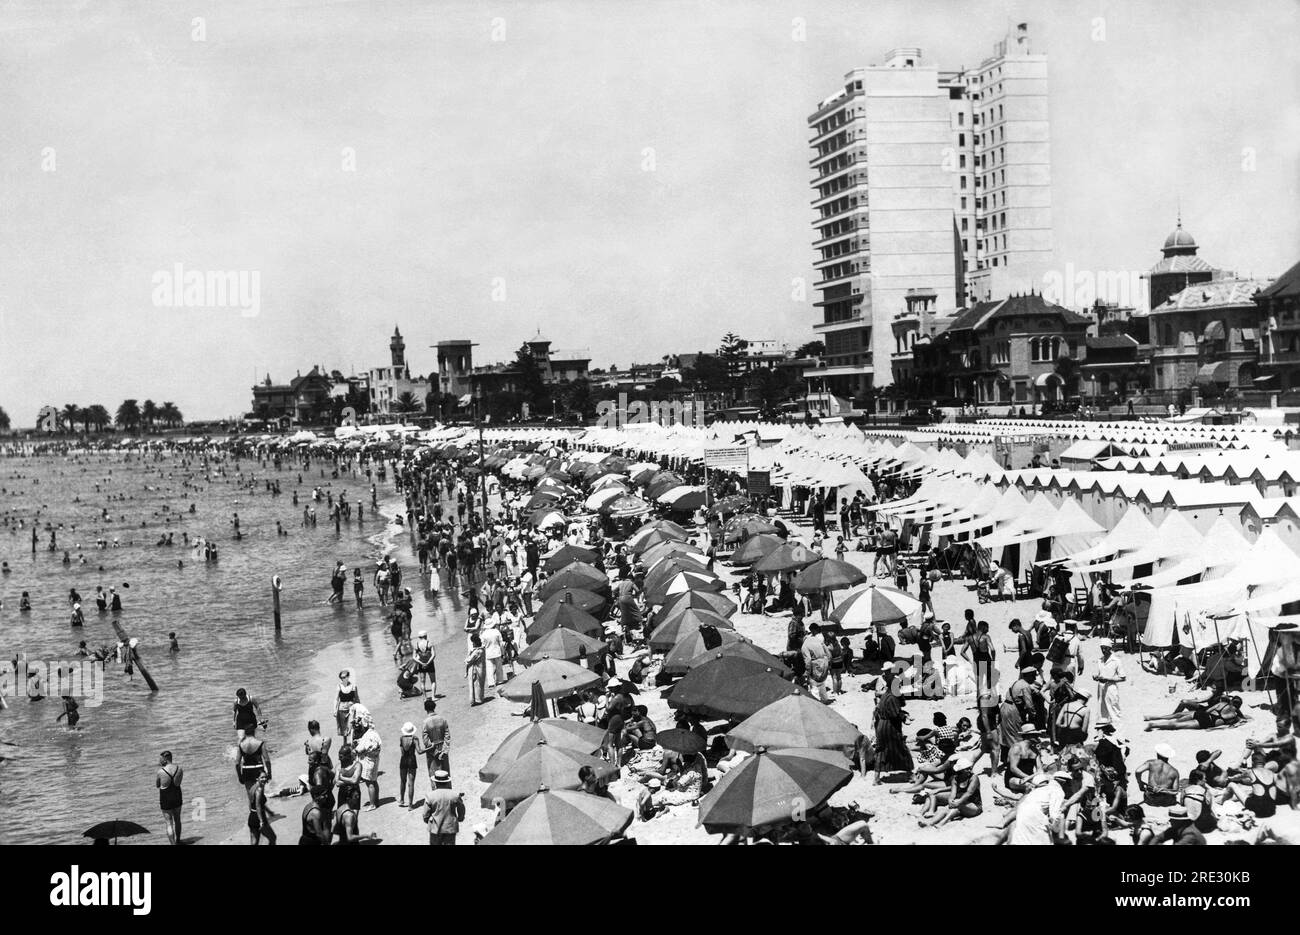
left=807, top=24, right=1053, bottom=399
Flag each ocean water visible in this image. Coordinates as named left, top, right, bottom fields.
left=0, top=449, right=415, bottom=844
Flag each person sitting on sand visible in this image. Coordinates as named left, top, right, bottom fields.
left=1135, top=744, right=1180, bottom=806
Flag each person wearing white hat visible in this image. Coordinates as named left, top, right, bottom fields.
left=1092, top=639, right=1125, bottom=726
left=1009, top=765, right=1066, bottom=845
left=1135, top=743, right=1180, bottom=807
left=919, top=756, right=983, bottom=829
left=398, top=722, right=419, bottom=808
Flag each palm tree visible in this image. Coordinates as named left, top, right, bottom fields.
left=62, top=403, right=81, bottom=434
left=116, top=399, right=141, bottom=433
left=141, top=399, right=158, bottom=433
left=392, top=391, right=419, bottom=414
left=159, top=402, right=182, bottom=428
left=85, top=404, right=111, bottom=433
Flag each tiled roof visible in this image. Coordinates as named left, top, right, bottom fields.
left=1151, top=278, right=1271, bottom=313
left=1086, top=334, right=1138, bottom=350
left=1258, top=258, right=1300, bottom=301
left=1147, top=255, right=1214, bottom=275
left=947, top=292, right=1093, bottom=332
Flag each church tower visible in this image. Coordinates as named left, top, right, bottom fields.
left=390, top=325, right=406, bottom=371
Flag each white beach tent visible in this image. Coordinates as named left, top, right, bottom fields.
left=1129, top=515, right=1253, bottom=590
left=1079, top=511, right=1202, bottom=579
left=1059, top=507, right=1158, bottom=568
left=929, top=484, right=1004, bottom=537
left=974, top=493, right=1062, bottom=551
left=935, top=486, right=1030, bottom=541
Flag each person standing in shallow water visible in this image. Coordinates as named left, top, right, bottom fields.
left=157, top=751, right=183, bottom=844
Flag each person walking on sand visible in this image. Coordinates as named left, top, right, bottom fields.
left=481, top=621, right=505, bottom=687
left=422, top=770, right=465, bottom=845
left=421, top=698, right=451, bottom=776
left=157, top=750, right=183, bottom=845
left=466, top=634, right=487, bottom=706
left=398, top=722, right=420, bottom=808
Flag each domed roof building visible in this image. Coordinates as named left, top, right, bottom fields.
left=1144, top=217, right=1216, bottom=310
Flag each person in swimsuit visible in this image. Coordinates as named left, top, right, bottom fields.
left=157, top=751, right=183, bottom=845
left=236, top=723, right=273, bottom=832
left=232, top=688, right=263, bottom=738
left=304, top=719, right=332, bottom=774
left=334, top=671, right=359, bottom=740
left=1144, top=695, right=1244, bottom=731
left=247, top=773, right=276, bottom=845
left=299, top=788, right=332, bottom=845
left=333, top=745, right=362, bottom=844
left=1054, top=680, right=1091, bottom=749
left=413, top=631, right=436, bottom=696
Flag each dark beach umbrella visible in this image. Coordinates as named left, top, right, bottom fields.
left=526, top=598, right=605, bottom=641
left=523, top=492, right=562, bottom=511
left=82, top=820, right=150, bottom=844
left=538, top=563, right=611, bottom=600
left=479, top=719, right=607, bottom=782
left=658, top=589, right=738, bottom=620
left=753, top=542, right=821, bottom=575
left=640, top=540, right=706, bottom=569
left=480, top=742, right=618, bottom=808
left=726, top=694, right=863, bottom=754
left=648, top=607, right=735, bottom=652
left=645, top=473, right=686, bottom=500
left=536, top=588, right=606, bottom=618
left=600, top=455, right=631, bottom=475
left=542, top=543, right=601, bottom=572
left=723, top=515, right=779, bottom=544
left=696, top=747, right=853, bottom=833
left=656, top=728, right=707, bottom=756
left=730, top=533, right=784, bottom=565
left=517, top=627, right=607, bottom=664
left=686, top=643, right=791, bottom=676
left=662, top=627, right=747, bottom=674
left=708, top=496, right=752, bottom=516
left=479, top=787, right=633, bottom=846
left=666, top=656, right=799, bottom=721
left=792, top=558, right=868, bottom=594
left=644, top=555, right=712, bottom=593
left=628, top=527, right=690, bottom=555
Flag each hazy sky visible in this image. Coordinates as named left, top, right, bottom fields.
left=2, top=0, right=1297, bottom=422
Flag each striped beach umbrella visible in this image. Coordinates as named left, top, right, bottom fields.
left=696, top=747, right=853, bottom=833
left=479, top=742, right=617, bottom=808
left=727, top=694, right=863, bottom=754
left=479, top=719, right=607, bottom=781
left=828, top=583, right=922, bottom=628
left=792, top=558, right=867, bottom=594
left=479, top=787, right=633, bottom=845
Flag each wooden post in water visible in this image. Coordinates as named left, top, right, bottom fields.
left=111, top=620, right=159, bottom=692
left=272, top=574, right=282, bottom=634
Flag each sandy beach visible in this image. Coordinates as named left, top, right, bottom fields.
left=217, top=501, right=1277, bottom=846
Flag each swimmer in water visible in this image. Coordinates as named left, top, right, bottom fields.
left=169, top=632, right=180, bottom=654
left=56, top=694, right=80, bottom=729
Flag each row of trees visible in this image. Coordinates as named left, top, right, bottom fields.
left=80, top=400, right=183, bottom=433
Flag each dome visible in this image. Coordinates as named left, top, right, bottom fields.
left=1162, top=223, right=1197, bottom=252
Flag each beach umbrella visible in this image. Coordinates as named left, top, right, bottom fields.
left=829, top=583, right=921, bottom=628
left=628, top=526, right=689, bottom=555
left=686, top=643, right=791, bottom=675
left=479, top=787, right=633, bottom=846
left=629, top=464, right=661, bottom=484
left=82, top=820, right=150, bottom=844
left=498, top=658, right=603, bottom=701
left=659, top=589, right=738, bottom=620
left=517, top=627, right=607, bottom=664
left=480, top=742, right=618, bottom=808
left=753, top=542, right=820, bottom=574
left=656, top=728, right=707, bottom=756
left=603, top=495, right=652, bottom=518
left=662, top=627, right=747, bottom=674
left=708, top=495, right=751, bottom=516
left=479, top=719, right=607, bottom=781
left=591, top=473, right=629, bottom=491
left=645, top=473, right=686, bottom=499
left=527, top=597, right=604, bottom=640
left=538, top=563, right=611, bottom=600
left=696, top=747, right=853, bottom=833
left=542, top=543, right=601, bottom=572
left=666, top=656, right=798, bottom=721
left=650, top=607, right=736, bottom=653
left=644, top=556, right=712, bottom=595
left=792, top=558, right=867, bottom=594
left=658, top=486, right=709, bottom=512
left=529, top=508, right=568, bottom=529
left=523, top=492, right=562, bottom=511
left=536, top=587, right=606, bottom=617
left=724, top=515, right=779, bottom=544
left=535, top=478, right=578, bottom=497
left=640, top=539, right=705, bottom=566
left=644, top=570, right=725, bottom=605
left=600, top=455, right=631, bottom=475
left=730, top=533, right=783, bottom=565
left=584, top=487, right=625, bottom=511
left=727, top=694, right=863, bottom=754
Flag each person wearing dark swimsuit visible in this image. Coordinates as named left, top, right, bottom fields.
left=233, top=688, right=262, bottom=736
left=157, top=751, right=183, bottom=845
